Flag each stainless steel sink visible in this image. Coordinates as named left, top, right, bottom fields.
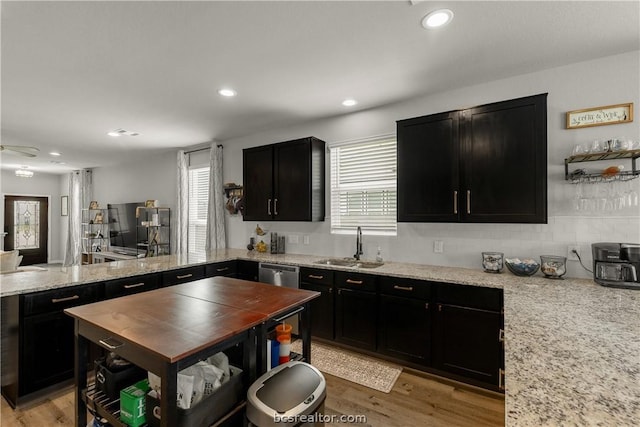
left=314, top=258, right=384, bottom=269
left=353, top=261, right=384, bottom=269
left=315, top=258, right=358, bottom=267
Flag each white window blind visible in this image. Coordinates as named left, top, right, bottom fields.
left=330, top=137, right=397, bottom=235
left=188, top=166, right=209, bottom=253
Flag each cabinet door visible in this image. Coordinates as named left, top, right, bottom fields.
left=21, top=311, right=75, bottom=395
left=243, top=145, right=274, bottom=221
left=300, top=282, right=334, bottom=340
left=273, top=138, right=325, bottom=221
left=460, top=93, right=547, bottom=223
left=273, top=139, right=311, bottom=221
left=235, top=260, right=259, bottom=281
left=378, top=294, right=431, bottom=366
left=433, top=303, right=502, bottom=387
left=335, top=288, right=377, bottom=350
left=397, top=111, right=459, bottom=222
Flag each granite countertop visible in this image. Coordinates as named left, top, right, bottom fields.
left=1, top=249, right=638, bottom=425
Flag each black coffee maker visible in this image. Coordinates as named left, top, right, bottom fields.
left=592, top=243, right=640, bottom=289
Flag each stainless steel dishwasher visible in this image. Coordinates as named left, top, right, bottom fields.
left=258, top=262, right=300, bottom=334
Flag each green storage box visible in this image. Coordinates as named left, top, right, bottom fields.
left=120, top=379, right=150, bottom=427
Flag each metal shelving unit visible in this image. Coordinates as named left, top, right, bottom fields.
left=81, top=208, right=110, bottom=264
left=136, top=207, right=170, bottom=257
left=565, top=149, right=640, bottom=183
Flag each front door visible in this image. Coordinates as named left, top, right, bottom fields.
left=4, top=196, right=49, bottom=265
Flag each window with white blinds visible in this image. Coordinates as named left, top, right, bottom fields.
left=188, top=166, right=209, bottom=253
left=330, top=137, right=397, bottom=235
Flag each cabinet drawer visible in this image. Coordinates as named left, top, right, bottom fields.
left=436, top=282, right=502, bottom=312
left=300, top=267, right=334, bottom=286
left=22, top=282, right=103, bottom=316
left=205, top=261, right=237, bottom=277
left=105, top=273, right=161, bottom=299
left=162, top=265, right=206, bottom=286
left=379, top=276, right=431, bottom=300
left=335, top=271, right=377, bottom=292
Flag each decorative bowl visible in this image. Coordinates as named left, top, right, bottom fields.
left=540, top=255, right=567, bottom=279
left=482, top=252, right=504, bottom=273
left=505, top=258, right=540, bottom=276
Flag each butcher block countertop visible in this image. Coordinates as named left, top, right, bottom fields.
left=1, top=248, right=639, bottom=426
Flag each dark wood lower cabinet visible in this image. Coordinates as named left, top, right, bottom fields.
left=235, top=260, right=259, bottom=281
left=21, top=310, right=75, bottom=395
left=301, top=282, right=334, bottom=340
left=335, top=287, right=377, bottom=350
left=378, top=294, right=431, bottom=366
left=433, top=303, right=503, bottom=387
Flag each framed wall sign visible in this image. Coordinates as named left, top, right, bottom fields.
left=61, top=196, right=68, bottom=216
left=566, top=103, right=633, bottom=129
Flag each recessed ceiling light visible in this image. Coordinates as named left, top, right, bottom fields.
left=218, top=88, right=237, bottom=97
left=422, top=9, right=454, bottom=28
left=342, top=99, right=358, bottom=107
left=49, top=151, right=62, bottom=156
left=108, top=128, right=139, bottom=137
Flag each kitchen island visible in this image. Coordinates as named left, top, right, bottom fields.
left=65, top=277, right=318, bottom=427
left=2, top=248, right=639, bottom=426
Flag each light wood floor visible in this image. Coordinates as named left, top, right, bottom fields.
left=1, top=368, right=504, bottom=427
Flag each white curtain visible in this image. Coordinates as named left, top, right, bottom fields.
left=173, top=150, right=189, bottom=254
left=63, top=169, right=92, bottom=266
left=205, top=144, right=226, bottom=251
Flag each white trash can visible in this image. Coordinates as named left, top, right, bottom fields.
left=247, top=361, right=326, bottom=426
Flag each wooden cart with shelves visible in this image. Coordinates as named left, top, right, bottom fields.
left=65, top=278, right=318, bottom=427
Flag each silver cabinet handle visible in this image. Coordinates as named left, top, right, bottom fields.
left=346, top=279, right=363, bottom=285
left=124, top=282, right=145, bottom=289
left=51, top=295, right=80, bottom=304
left=499, top=368, right=505, bottom=391
left=467, top=190, right=471, bottom=214
left=216, top=267, right=229, bottom=272
left=268, top=199, right=272, bottom=215
left=499, top=329, right=505, bottom=342
left=176, top=273, right=193, bottom=279
left=425, top=302, right=429, bottom=310
left=308, top=274, right=324, bottom=280
left=393, top=285, right=413, bottom=291
left=274, top=198, right=278, bottom=215
left=453, top=190, right=458, bottom=214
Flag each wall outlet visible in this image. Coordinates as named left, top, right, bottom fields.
left=567, top=245, right=580, bottom=261
left=303, top=235, right=310, bottom=245
left=288, top=235, right=299, bottom=244
left=434, top=240, right=444, bottom=253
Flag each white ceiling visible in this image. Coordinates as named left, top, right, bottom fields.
left=1, top=1, right=639, bottom=174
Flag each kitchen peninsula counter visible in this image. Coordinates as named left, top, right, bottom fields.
left=2, top=249, right=638, bottom=426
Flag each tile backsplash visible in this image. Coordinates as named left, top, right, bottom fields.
left=229, top=215, right=640, bottom=279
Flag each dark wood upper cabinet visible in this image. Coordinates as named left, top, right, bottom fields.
left=243, top=137, right=325, bottom=221
left=397, top=111, right=459, bottom=222
left=397, top=93, right=547, bottom=223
